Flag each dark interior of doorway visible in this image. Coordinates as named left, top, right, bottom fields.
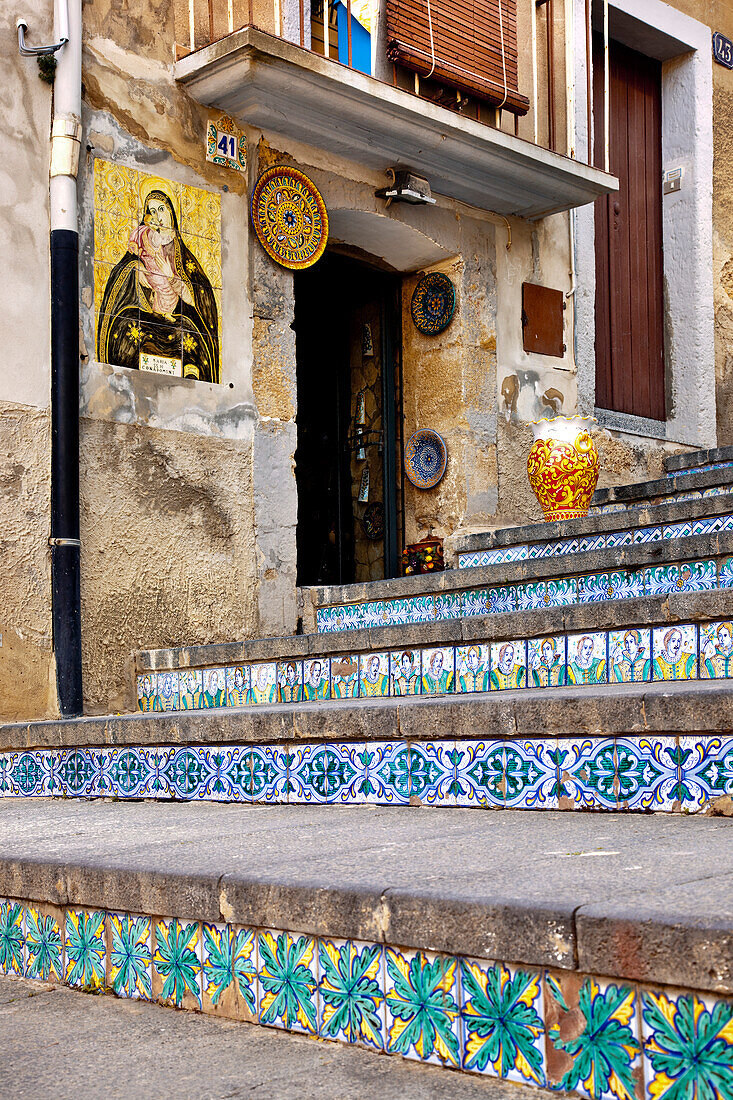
left=294, top=252, right=401, bottom=589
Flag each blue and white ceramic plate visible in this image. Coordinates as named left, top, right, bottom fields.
left=410, top=272, right=456, bottom=334
left=404, top=430, right=448, bottom=489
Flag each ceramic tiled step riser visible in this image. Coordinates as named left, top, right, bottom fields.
left=1, top=899, right=731, bottom=1099
left=3, top=734, right=731, bottom=813
left=458, top=510, right=733, bottom=569
left=665, top=460, right=733, bottom=479
left=311, top=540, right=733, bottom=635
left=137, top=616, right=733, bottom=715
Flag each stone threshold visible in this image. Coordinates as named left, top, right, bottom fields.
left=139, top=589, right=733, bottom=671
left=301, top=530, right=733, bottom=625
left=4, top=679, right=733, bottom=750
left=591, top=462, right=733, bottom=508
left=450, top=488, right=733, bottom=562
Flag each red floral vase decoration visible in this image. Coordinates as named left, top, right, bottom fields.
left=526, top=415, right=599, bottom=522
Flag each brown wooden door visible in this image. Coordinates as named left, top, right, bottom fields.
left=594, top=35, right=665, bottom=421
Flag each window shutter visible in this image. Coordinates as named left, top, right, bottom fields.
left=386, top=0, right=529, bottom=114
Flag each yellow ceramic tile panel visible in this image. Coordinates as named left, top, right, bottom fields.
left=93, top=161, right=223, bottom=384
left=93, top=160, right=139, bottom=218
left=94, top=209, right=136, bottom=267
left=180, top=183, right=221, bottom=241
left=184, top=235, right=222, bottom=289
left=94, top=262, right=118, bottom=316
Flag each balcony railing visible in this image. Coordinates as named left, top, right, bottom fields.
left=174, top=0, right=607, bottom=169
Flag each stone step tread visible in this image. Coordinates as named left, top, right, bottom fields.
left=665, top=444, right=733, bottom=474
left=4, top=678, right=733, bottom=748
left=302, top=530, right=733, bottom=622
left=452, top=488, right=733, bottom=559
left=0, top=974, right=543, bottom=1100
left=453, top=499, right=733, bottom=570
left=591, top=462, right=733, bottom=507
left=1, top=800, right=731, bottom=995
left=138, top=589, right=732, bottom=674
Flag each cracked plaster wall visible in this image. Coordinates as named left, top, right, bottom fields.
left=0, top=4, right=56, bottom=721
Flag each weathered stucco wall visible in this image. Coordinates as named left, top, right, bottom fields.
left=79, top=417, right=256, bottom=713
left=70, top=2, right=267, bottom=711
left=0, top=5, right=56, bottom=721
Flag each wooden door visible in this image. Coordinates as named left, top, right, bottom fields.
left=594, top=35, right=665, bottom=421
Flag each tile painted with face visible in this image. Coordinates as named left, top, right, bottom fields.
left=455, top=645, right=491, bottom=693
left=390, top=650, right=421, bottom=696
left=652, top=625, right=697, bottom=681
left=179, top=669, right=204, bottom=710
left=609, top=629, right=651, bottom=684
left=154, top=671, right=179, bottom=712
left=330, top=655, right=360, bottom=699
left=421, top=647, right=455, bottom=695
left=700, top=621, right=733, bottom=679
left=278, top=660, right=304, bottom=703
left=528, top=636, right=566, bottom=688
left=566, top=633, right=608, bottom=685
left=359, top=653, right=390, bottom=698
left=137, top=674, right=156, bottom=712
left=202, top=667, right=227, bottom=708
left=226, top=665, right=250, bottom=707
left=489, top=640, right=526, bottom=690
left=302, top=657, right=330, bottom=700
left=248, top=662, right=278, bottom=705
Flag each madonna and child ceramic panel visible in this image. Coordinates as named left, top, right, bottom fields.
left=94, top=159, right=222, bottom=383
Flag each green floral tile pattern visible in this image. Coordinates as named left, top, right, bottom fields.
left=0, top=898, right=731, bottom=1097
left=153, top=918, right=201, bottom=1008
left=258, top=930, right=318, bottom=1034
left=109, top=913, right=152, bottom=999
left=0, top=900, right=24, bottom=976
left=24, top=907, right=62, bottom=981
left=461, top=960, right=545, bottom=1083
left=319, top=939, right=385, bottom=1049
left=385, top=947, right=461, bottom=1066
left=65, top=909, right=105, bottom=990
left=642, top=991, right=733, bottom=1100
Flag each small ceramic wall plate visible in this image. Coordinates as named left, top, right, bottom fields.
left=410, top=272, right=456, bottom=334
left=404, top=430, right=448, bottom=489
left=363, top=502, right=385, bottom=540
left=250, top=166, right=328, bottom=270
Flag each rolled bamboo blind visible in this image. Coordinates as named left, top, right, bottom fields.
left=386, top=0, right=529, bottom=114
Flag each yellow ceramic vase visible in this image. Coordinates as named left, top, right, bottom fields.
left=526, top=415, right=599, bottom=522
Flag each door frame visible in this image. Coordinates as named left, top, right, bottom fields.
left=572, top=0, right=714, bottom=447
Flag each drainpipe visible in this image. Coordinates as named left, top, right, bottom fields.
left=49, top=0, right=83, bottom=716
left=19, top=0, right=84, bottom=715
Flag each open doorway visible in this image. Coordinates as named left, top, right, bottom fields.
left=294, top=252, right=402, bottom=588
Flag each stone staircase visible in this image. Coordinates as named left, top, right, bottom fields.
left=1, top=446, right=732, bottom=1096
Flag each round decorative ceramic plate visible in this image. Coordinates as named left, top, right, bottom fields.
left=363, top=502, right=385, bottom=540
left=404, top=430, right=448, bottom=489
left=251, top=166, right=329, bottom=270
left=410, top=272, right=456, bottom=334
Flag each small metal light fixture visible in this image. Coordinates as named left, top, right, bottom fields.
left=376, top=168, right=436, bottom=208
